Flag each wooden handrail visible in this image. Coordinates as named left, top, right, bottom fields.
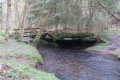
left=14, top=28, right=41, bottom=30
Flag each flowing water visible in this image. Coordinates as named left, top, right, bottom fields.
left=37, top=44, right=120, bottom=80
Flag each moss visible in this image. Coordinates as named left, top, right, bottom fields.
left=0, top=39, right=43, bottom=67
left=118, top=32, right=120, bottom=36
left=0, top=31, right=5, bottom=36
left=52, top=32, right=98, bottom=41
left=0, top=31, right=59, bottom=80
left=89, top=41, right=110, bottom=50
left=6, top=72, right=16, bottom=78
left=82, top=36, right=99, bottom=41
left=16, top=42, right=43, bottom=64
left=0, top=59, right=59, bottom=80
left=53, top=33, right=72, bottom=40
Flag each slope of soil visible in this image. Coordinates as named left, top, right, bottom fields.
left=0, top=39, right=43, bottom=67
left=0, top=59, right=59, bottom=80
left=0, top=34, right=59, bottom=80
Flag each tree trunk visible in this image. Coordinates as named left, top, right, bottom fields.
left=33, top=9, right=53, bottom=46
left=98, top=2, right=120, bottom=22
left=54, top=2, right=59, bottom=32
left=88, top=0, right=92, bottom=33
left=4, top=0, right=11, bottom=41
left=55, top=16, right=59, bottom=32
left=33, top=1, right=58, bottom=46
left=64, top=0, right=68, bottom=30
left=0, top=0, right=3, bottom=32
left=105, top=10, right=108, bottom=28
left=15, top=0, right=20, bottom=28
left=19, top=0, right=28, bottom=42
left=77, top=0, right=82, bottom=31
left=76, top=0, right=79, bottom=31
left=79, top=0, right=83, bottom=31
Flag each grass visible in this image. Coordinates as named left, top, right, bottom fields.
left=0, top=32, right=43, bottom=67
left=0, top=59, right=59, bottom=80
left=117, top=32, right=120, bottom=36
left=0, top=32, right=59, bottom=80
left=112, top=49, right=120, bottom=58
left=0, top=40, right=43, bottom=67
left=89, top=41, right=110, bottom=50
left=108, top=27, right=120, bottom=36
left=88, top=31, right=112, bottom=50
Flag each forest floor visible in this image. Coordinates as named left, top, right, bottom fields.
left=88, top=27, right=120, bottom=58
left=0, top=33, right=59, bottom=80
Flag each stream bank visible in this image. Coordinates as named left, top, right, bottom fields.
left=88, top=33, right=120, bottom=58
left=0, top=34, right=59, bottom=80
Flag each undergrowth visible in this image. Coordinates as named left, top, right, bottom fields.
left=0, top=32, right=59, bottom=80
left=0, top=40, right=43, bottom=67
left=89, top=41, right=110, bottom=50
left=89, top=31, right=112, bottom=50
left=0, top=59, right=59, bottom=80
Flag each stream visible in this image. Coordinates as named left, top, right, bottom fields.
left=37, top=44, right=120, bottom=80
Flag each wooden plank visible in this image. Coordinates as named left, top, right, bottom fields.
left=29, top=28, right=41, bottom=29
left=14, top=28, right=40, bottom=37
left=14, top=29, right=30, bottom=30
left=24, top=32, right=33, bottom=33
left=14, top=29, right=20, bottom=30
left=14, top=28, right=41, bottom=31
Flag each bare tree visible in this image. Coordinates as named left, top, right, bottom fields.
left=19, top=0, right=28, bottom=42
left=33, top=8, right=53, bottom=46
left=0, top=0, right=3, bottom=32
left=4, top=0, right=11, bottom=41
left=77, top=0, right=83, bottom=31
left=54, top=2, right=59, bottom=32
left=88, top=0, right=92, bottom=33
left=15, top=0, right=20, bottom=29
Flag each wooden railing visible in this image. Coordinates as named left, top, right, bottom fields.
left=14, top=28, right=41, bottom=36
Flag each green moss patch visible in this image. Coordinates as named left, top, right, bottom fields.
left=0, top=40, right=43, bottom=67
left=0, top=59, right=59, bottom=80
left=52, top=32, right=99, bottom=41
left=0, top=33, right=59, bottom=80
left=89, top=41, right=110, bottom=50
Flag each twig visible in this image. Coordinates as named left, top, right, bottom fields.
left=23, top=65, right=30, bottom=70
left=99, top=37, right=107, bottom=43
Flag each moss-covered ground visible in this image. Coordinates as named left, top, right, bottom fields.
left=0, top=59, right=59, bottom=80
left=0, top=32, right=59, bottom=80
left=0, top=39, right=43, bottom=67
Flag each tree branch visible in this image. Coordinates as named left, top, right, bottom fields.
left=98, top=2, right=120, bottom=22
